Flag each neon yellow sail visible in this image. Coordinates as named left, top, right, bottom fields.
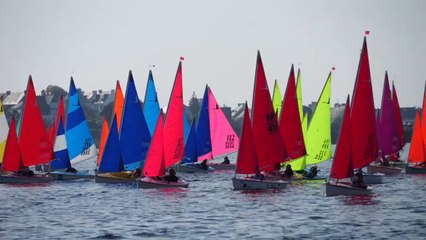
left=287, top=72, right=332, bottom=170
left=296, top=69, right=304, bottom=122
left=0, top=100, right=9, bottom=164
left=305, top=72, right=332, bottom=165
left=272, top=79, right=282, bottom=118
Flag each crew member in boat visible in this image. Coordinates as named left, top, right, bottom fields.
left=199, top=159, right=209, bottom=170
left=163, top=168, right=178, bottom=182
left=16, top=168, right=35, bottom=177
left=131, top=167, right=142, bottom=178
left=303, top=165, right=318, bottom=178
left=65, top=166, right=78, bottom=173
left=282, top=164, right=294, bottom=178
left=352, top=169, right=367, bottom=189
left=381, top=156, right=390, bottom=167
left=221, top=156, right=230, bottom=164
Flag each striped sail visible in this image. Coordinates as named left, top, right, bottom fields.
left=65, top=77, right=97, bottom=164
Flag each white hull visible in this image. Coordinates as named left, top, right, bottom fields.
left=232, top=177, right=288, bottom=190
left=208, top=163, right=235, bottom=171
left=137, top=177, right=189, bottom=189
left=94, top=173, right=136, bottom=184
left=176, top=164, right=215, bottom=173
left=324, top=182, right=371, bottom=196
left=366, top=165, right=401, bottom=175
left=0, top=174, right=53, bottom=184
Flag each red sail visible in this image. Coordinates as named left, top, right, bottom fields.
left=350, top=37, right=378, bottom=169
left=330, top=97, right=354, bottom=179
left=251, top=51, right=287, bottom=172
left=19, top=76, right=54, bottom=166
left=235, top=103, right=260, bottom=175
left=279, top=64, right=306, bottom=159
left=164, top=62, right=184, bottom=168
left=421, top=86, right=426, bottom=149
left=1, top=118, right=24, bottom=172
left=143, top=111, right=166, bottom=177
left=407, top=111, right=425, bottom=164
left=391, top=82, right=405, bottom=147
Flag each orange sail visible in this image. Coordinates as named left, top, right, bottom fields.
left=163, top=61, right=185, bottom=168
left=19, top=76, right=54, bottom=166
left=97, top=117, right=110, bottom=166
left=235, top=103, right=259, bottom=175
left=407, top=111, right=425, bottom=164
left=113, top=80, right=124, bottom=131
left=251, top=51, right=287, bottom=172
left=1, top=118, right=24, bottom=172
left=143, top=111, right=166, bottom=177
left=350, top=37, right=378, bottom=169
left=279, top=64, right=306, bottom=159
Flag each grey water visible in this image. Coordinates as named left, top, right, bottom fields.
left=1, top=144, right=425, bottom=240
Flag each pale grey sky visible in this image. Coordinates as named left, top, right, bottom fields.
left=0, top=0, right=425, bottom=108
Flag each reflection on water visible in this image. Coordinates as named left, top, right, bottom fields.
left=1, top=146, right=425, bottom=238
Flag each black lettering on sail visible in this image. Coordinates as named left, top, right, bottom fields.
left=225, top=134, right=235, bottom=149
left=81, top=138, right=92, bottom=155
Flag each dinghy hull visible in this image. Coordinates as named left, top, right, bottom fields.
left=366, top=165, right=401, bottom=175
left=232, top=177, right=287, bottom=190
left=324, top=182, right=371, bottom=196
left=94, top=173, right=136, bottom=184
left=176, top=164, right=215, bottom=173
left=208, top=163, right=235, bottom=171
left=405, top=165, right=426, bottom=174
left=362, top=173, right=384, bottom=184
left=50, top=170, right=94, bottom=180
left=137, top=177, right=189, bottom=189
left=0, top=174, right=53, bottom=184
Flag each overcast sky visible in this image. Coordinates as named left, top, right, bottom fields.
left=1, top=0, right=425, bottom=108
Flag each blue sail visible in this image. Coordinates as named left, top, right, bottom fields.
left=120, top=71, right=151, bottom=170
left=196, top=86, right=212, bottom=158
left=143, top=70, right=161, bottom=137
left=182, top=120, right=197, bottom=164
left=99, top=115, right=124, bottom=173
left=51, top=117, right=71, bottom=170
left=65, top=77, right=97, bottom=164
left=184, top=111, right=190, bottom=144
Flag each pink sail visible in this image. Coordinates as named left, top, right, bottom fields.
left=143, top=111, right=166, bottom=177
left=19, top=76, right=54, bottom=166
left=350, top=37, right=378, bottom=169
left=208, top=87, right=240, bottom=158
left=279, top=64, right=306, bottom=159
left=164, top=61, right=185, bottom=168
left=330, top=97, right=354, bottom=179
left=1, top=118, right=25, bottom=172
left=377, top=72, right=401, bottom=157
left=235, top=103, right=259, bottom=174
left=392, top=82, right=405, bottom=147
left=251, top=51, right=287, bottom=172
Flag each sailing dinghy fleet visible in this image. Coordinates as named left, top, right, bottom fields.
left=0, top=35, right=424, bottom=195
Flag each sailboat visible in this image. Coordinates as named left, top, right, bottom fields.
left=0, top=99, right=9, bottom=166
left=95, top=115, right=136, bottom=183
left=138, top=60, right=189, bottom=188
left=65, top=77, right=97, bottom=164
left=49, top=117, right=94, bottom=180
left=232, top=103, right=287, bottom=190
left=405, top=86, right=426, bottom=174
left=1, top=77, right=53, bottom=183
left=177, top=119, right=214, bottom=173
left=119, top=71, right=151, bottom=170
left=367, top=72, right=402, bottom=175
left=279, top=65, right=306, bottom=161
left=349, top=36, right=383, bottom=184
left=325, top=96, right=371, bottom=196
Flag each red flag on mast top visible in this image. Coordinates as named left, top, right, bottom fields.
left=180, top=56, right=185, bottom=61
left=365, top=30, right=370, bottom=35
